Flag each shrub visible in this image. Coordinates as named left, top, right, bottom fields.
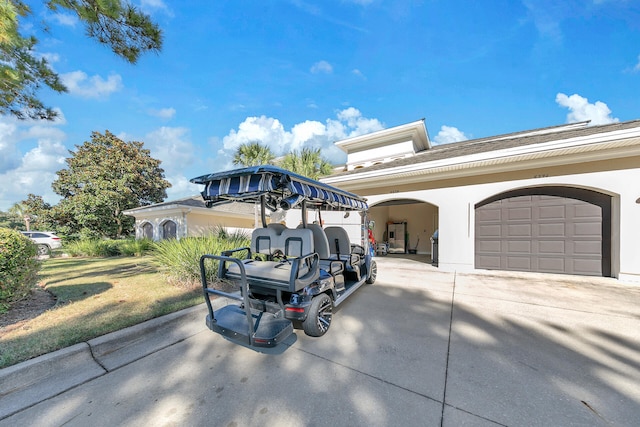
left=118, top=238, right=154, bottom=256
left=0, top=228, right=40, bottom=313
left=65, top=239, right=116, bottom=257
left=153, top=232, right=250, bottom=288
left=65, top=238, right=154, bottom=257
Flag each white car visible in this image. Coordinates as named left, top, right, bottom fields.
left=21, top=231, right=63, bottom=255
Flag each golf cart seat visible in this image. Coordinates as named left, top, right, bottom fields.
left=298, top=224, right=344, bottom=284
left=225, top=227, right=319, bottom=292
left=325, top=226, right=361, bottom=281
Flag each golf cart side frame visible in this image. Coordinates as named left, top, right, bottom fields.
left=191, top=165, right=377, bottom=348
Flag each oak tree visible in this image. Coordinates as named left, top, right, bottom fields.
left=52, top=130, right=171, bottom=238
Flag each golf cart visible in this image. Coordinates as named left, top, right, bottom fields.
left=190, top=165, right=377, bottom=348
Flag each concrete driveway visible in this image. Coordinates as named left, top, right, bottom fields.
left=1, top=256, right=639, bottom=426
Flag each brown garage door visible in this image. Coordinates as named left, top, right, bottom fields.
left=475, top=187, right=611, bottom=277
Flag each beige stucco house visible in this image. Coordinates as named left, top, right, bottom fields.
left=123, top=196, right=256, bottom=241
left=322, top=118, right=640, bottom=282
left=126, top=118, right=640, bottom=283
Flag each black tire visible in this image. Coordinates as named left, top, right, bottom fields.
left=37, top=244, right=50, bottom=256
left=302, top=293, right=333, bottom=337
left=366, top=260, right=377, bottom=284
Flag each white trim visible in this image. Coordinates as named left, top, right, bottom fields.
left=324, top=134, right=640, bottom=188
left=335, top=119, right=430, bottom=153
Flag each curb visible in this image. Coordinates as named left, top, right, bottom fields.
left=0, top=343, right=105, bottom=420
left=0, top=300, right=226, bottom=420
left=88, top=303, right=208, bottom=371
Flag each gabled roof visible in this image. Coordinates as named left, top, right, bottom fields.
left=324, top=119, right=640, bottom=186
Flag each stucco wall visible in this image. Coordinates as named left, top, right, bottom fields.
left=365, top=167, right=640, bottom=282
left=186, top=211, right=255, bottom=237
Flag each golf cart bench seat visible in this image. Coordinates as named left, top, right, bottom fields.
left=298, top=224, right=345, bottom=278
left=225, top=226, right=319, bottom=292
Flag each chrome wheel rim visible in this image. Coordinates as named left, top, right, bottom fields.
left=317, top=298, right=332, bottom=332
left=369, top=261, right=377, bottom=282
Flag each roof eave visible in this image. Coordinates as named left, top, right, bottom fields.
left=323, top=136, right=640, bottom=190
left=335, top=119, right=430, bottom=153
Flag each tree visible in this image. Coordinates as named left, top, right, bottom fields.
left=232, top=141, right=275, bottom=167
left=279, top=147, right=333, bottom=179
left=52, top=130, right=171, bottom=238
left=1, top=1, right=162, bottom=120
left=21, top=194, right=54, bottom=231
left=0, top=210, right=24, bottom=229
left=7, top=201, right=30, bottom=230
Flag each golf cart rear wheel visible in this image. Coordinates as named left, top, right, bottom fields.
left=366, top=260, right=377, bottom=284
left=302, top=293, right=333, bottom=337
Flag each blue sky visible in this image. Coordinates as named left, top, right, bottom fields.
left=1, top=0, right=639, bottom=211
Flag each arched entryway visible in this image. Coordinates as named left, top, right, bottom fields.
left=475, top=186, right=611, bottom=277
left=368, top=198, right=439, bottom=261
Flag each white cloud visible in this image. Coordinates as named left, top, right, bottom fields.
left=149, top=107, right=176, bottom=120
left=141, top=0, right=173, bottom=16
left=0, top=121, right=21, bottom=172
left=60, top=71, right=123, bottom=99
left=39, top=52, right=61, bottom=64
left=51, top=13, right=78, bottom=27
left=311, top=60, right=333, bottom=74
left=221, top=116, right=289, bottom=152
left=555, top=93, right=619, bottom=125
left=432, top=125, right=468, bottom=145
left=523, top=0, right=566, bottom=42
left=217, top=108, right=384, bottom=169
left=352, top=69, right=366, bottom=79
left=634, top=54, right=640, bottom=72
left=117, top=126, right=200, bottom=201
left=142, top=127, right=196, bottom=174
left=0, top=117, right=68, bottom=211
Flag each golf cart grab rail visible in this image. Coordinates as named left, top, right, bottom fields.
left=199, top=254, right=255, bottom=341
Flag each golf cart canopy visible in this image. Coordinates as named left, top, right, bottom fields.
left=190, top=165, right=368, bottom=211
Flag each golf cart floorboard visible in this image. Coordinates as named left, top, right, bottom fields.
left=206, top=304, right=293, bottom=347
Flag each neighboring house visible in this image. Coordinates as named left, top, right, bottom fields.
left=323, top=118, right=640, bottom=282
left=123, top=195, right=256, bottom=241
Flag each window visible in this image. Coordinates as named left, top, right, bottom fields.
left=162, top=220, right=177, bottom=239
left=142, top=222, right=153, bottom=239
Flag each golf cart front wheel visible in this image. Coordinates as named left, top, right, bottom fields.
left=302, top=293, right=333, bottom=337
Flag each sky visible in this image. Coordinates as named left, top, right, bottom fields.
left=1, top=0, right=639, bottom=211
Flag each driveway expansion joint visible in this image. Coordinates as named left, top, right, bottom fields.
left=440, top=271, right=456, bottom=427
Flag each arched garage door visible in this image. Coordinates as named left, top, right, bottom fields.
left=475, top=187, right=611, bottom=277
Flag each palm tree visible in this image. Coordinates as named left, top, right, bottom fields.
left=279, top=147, right=333, bottom=179
left=233, top=141, right=275, bottom=167
left=8, top=202, right=30, bottom=231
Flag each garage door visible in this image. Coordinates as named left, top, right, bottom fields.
left=475, top=187, right=611, bottom=277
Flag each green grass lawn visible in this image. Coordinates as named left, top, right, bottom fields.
left=0, top=256, right=203, bottom=369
